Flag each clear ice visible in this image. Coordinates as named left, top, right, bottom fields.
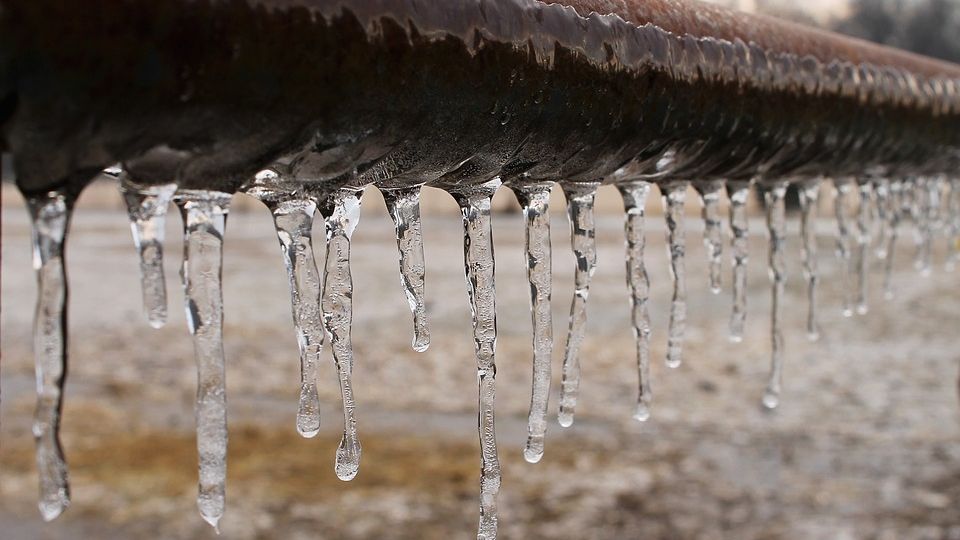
left=320, top=189, right=364, bottom=481
left=661, top=181, right=689, bottom=368
left=382, top=187, right=431, bottom=352
left=883, top=180, right=905, bottom=299
left=450, top=179, right=502, bottom=540
left=948, top=178, right=960, bottom=271
left=726, top=180, right=751, bottom=342
left=854, top=181, right=873, bottom=315
left=510, top=182, right=553, bottom=463
left=26, top=191, right=73, bottom=522
left=557, top=183, right=599, bottom=428
left=696, top=181, right=724, bottom=294
left=175, top=189, right=232, bottom=532
left=119, top=178, right=177, bottom=328
left=833, top=179, right=855, bottom=317
left=798, top=180, right=821, bottom=341
left=618, top=182, right=654, bottom=422
left=762, top=182, right=788, bottom=410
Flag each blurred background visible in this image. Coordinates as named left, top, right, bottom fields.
left=2, top=1, right=960, bottom=539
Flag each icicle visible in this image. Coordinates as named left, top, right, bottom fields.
left=26, top=191, right=73, bottom=522
left=557, top=182, right=599, bottom=428
left=833, top=178, right=855, bottom=317
left=911, top=178, right=932, bottom=275
left=320, top=189, right=364, bottom=482
left=947, top=178, right=960, bottom=272
left=883, top=180, right=904, bottom=299
left=695, top=181, right=724, bottom=294
left=854, top=181, right=873, bottom=315
left=119, top=178, right=177, bottom=328
left=762, top=182, right=788, bottom=410
left=509, top=182, right=553, bottom=463
left=175, top=189, right=232, bottom=532
left=449, top=179, right=502, bottom=540
left=727, top=180, right=751, bottom=342
left=661, top=181, right=689, bottom=368
left=617, top=182, right=653, bottom=422
left=382, top=187, right=431, bottom=353
left=873, top=178, right=891, bottom=260
left=798, top=180, right=821, bottom=341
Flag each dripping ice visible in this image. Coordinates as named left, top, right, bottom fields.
left=661, top=181, right=688, bottom=369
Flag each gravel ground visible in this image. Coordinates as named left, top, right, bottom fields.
left=1, top=182, right=959, bottom=539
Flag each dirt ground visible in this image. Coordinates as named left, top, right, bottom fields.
left=2, top=181, right=959, bottom=539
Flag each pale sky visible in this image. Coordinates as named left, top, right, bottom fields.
left=705, top=0, right=850, bottom=22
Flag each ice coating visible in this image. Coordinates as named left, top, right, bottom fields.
left=833, top=179, right=855, bottom=317
left=382, top=187, right=431, bottom=353
left=618, top=182, right=654, bottom=422
left=558, top=183, right=600, bottom=428
left=320, top=189, right=364, bottom=482
left=696, top=181, right=724, bottom=295
left=798, top=180, right=822, bottom=341
left=762, top=182, right=788, bottom=410
left=119, top=178, right=177, bottom=328
left=855, top=181, right=873, bottom=315
left=26, top=191, right=73, bottom=522
left=449, top=180, right=502, bottom=540
left=175, top=189, right=232, bottom=532
left=510, top=183, right=554, bottom=464
left=662, top=181, right=689, bottom=369
left=727, top=180, right=751, bottom=342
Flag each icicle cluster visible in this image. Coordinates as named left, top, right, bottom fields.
left=13, top=170, right=960, bottom=539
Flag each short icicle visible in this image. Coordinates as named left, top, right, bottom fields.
left=618, top=182, right=654, bottom=422
left=450, top=179, right=502, bottom=540
left=119, top=177, right=177, bottom=328
left=727, top=180, right=751, bottom=342
left=854, top=180, right=873, bottom=315
left=873, top=178, right=891, bottom=260
left=762, top=182, right=788, bottom=410
left=798, top=179, right=821, bottom=341
left=883, top=180, right=905, bottom=299
left=696, top=181, right=724, bottom=294
left=175, top=189, right=233, bottom=532
left=26, top=191, right=74, bottom=522
left=382, top=187, right=431, bottom=352
left=320, top=189, right=364, bottom=481
left=662, top=181, right=689, bottom=368
left=947, top=178, right=960, bottom=272
left=833, top=178, right=855, bottom=317
left=510, top=182, right=553, bottom=463
left=557, top=182, right=600, bottom=428
left=912, top=178, right=933, bottom=276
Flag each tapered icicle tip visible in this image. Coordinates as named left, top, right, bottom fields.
left=523, top=439, right=544, bottom=464
left=38, top=496, right=69, bottom=522
left=761, top=390, right=780, bottom=410
left=633, top=402, right=651, bottom=423
left=335, top=437, right=362, bottom=481
left=296, top=383, right=321, bottom=438
left=557, top=411, right=574, bottom=428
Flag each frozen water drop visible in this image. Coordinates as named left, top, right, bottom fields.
left=119, top=178, right=177, bottom=328
left=833, top=178, right=855, bottom=317
left=618, top=181, right=653, bottom=422
left=696, top=181, right=724, bottom=294
left=661, top=181, right=688, bottom=368
left=319, top=189, right=364, bottom=481
left=798, top=179, right=821, bottom=341
left=509, top=182, right=553, bottom=464
left=449, top=179, right=502, bottom=540
left=382, top=187, right=431, bottom=353
left=175, top=189, right=232, bottom=530
left=727, top=180, right=751, bottom=342
left=558, top=182, right=599, bottom=428
left=26, top=191, right=73, bottom=522
left=762, top=182, right=788, bottom=411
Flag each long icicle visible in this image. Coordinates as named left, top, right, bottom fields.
left=26, top=191, right=74, bottom=522
left=727, top=180, right=751, bottom=342
left=834, top=178, right=855, bottom=317
left=854, top=180, right=873, bottom=315
left=662, top=181, right=689, bottom=368
left=883, top=180, right=904, bottom=299
left=618, top=182, right=654, bottom=422
left=119, top=178, right=177, bottom=328
left=510, top=182, right=553, bottom=463
left=798, top=179, right=821, bottom=341
left=762, top=182, right=788, bottom=410
left=382, top=187, right=431, bottom=352
left=271, top=198, right=324, bottom=438
left=450, top=179, right=502, bottom=540
left=696, top=181, right=724, bottom=294
left=175, top=189, right=232, bottom=532
left=320, top=188, right=363, bottom=481
left=557, top=182, right=599, bottom=428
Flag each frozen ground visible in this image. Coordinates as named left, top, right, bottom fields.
left=1, top=182, right=959, bottom=539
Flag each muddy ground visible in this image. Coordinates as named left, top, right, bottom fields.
left=2, top=182, right=959, bottom=539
